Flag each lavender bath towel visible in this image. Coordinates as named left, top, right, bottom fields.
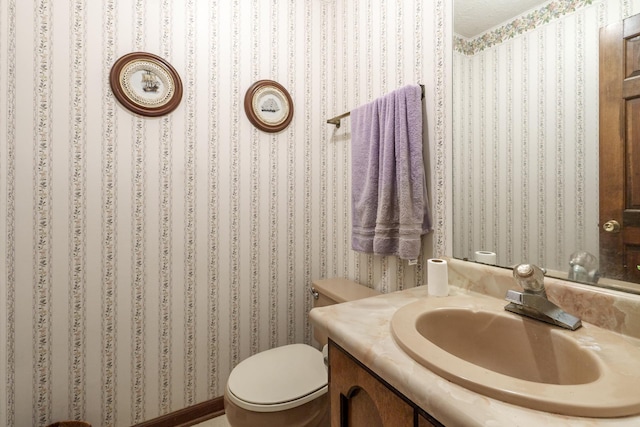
left=350, top=84, right=431, bottom=260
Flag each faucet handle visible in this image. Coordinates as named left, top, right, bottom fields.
left=513, top=264, right=546, bottom=294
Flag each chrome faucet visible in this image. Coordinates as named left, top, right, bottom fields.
left=504, top=264, right=582, bottom=330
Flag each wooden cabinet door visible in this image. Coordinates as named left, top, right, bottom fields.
left=417, top=412, right=439, bottom=427
left=600, top=13, right=640, bottom=281
left=329, top=342, right=414, bottom=427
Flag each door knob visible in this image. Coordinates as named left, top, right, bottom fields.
left=603, top=220, right=621, bottom=233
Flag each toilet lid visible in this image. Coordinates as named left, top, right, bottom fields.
left=227, top=344, right=327, bottom=410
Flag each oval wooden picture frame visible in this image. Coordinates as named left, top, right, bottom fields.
left=244, top=80, right=294, bottom=133
left=110, top=52, right=183, bottom=117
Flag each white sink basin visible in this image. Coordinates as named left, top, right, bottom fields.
left=391, top=295, right=640, bottom=417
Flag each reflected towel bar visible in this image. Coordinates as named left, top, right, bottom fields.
left=326, top=84, right=424, bottom=129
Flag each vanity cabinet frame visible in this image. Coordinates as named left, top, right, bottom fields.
left=329, top=341, right=443, bottom=427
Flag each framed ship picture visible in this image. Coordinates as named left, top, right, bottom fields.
left=244, top=80, right=294, bottom=133
left=110, top=52, right=183, bottom=117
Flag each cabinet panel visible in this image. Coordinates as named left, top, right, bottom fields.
left=417, top=412, right=439, bottom=427
left=329, top=342, right=414, bottom=427
left=341, top=387, right=384, bottom=427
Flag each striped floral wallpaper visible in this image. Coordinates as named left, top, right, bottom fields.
left=0, top=0, right=451, bottom=426
left=330, top=0, right=452, bottom=292
left=453, top=0, right=640, bottom=273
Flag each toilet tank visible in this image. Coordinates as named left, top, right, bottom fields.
left=311, top=278, right=380, bottom=345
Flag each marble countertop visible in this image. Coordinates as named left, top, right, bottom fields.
left=309, top=284, right=640, bottom=426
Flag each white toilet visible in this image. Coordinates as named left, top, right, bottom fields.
left=224, top=278, right=380, bottom=427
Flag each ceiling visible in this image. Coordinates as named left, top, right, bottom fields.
left=454, top=0, right=549, bottom=38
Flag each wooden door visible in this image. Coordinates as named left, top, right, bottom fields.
left=600, top=13, right=640, bottom=282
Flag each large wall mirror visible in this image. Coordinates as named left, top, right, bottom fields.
left=452, top=0, right=640, bottom=294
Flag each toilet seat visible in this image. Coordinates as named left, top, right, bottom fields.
left=226, top=344, right=328, bottom=413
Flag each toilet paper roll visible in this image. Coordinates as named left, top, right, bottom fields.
left=475, top=250, right=497, bottom=265
left=427, top=258, right=449, bottom=297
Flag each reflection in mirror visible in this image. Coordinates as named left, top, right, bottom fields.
left=452, top=0, right=640, bottom=293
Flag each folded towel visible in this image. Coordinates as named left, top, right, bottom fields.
left=351, top=84, right=431, bottom=260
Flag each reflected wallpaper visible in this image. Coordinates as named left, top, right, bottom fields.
left=453, top=0, right=640, bottom=272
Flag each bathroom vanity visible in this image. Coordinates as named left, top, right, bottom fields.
left=309, top=258, right=640, bottom=426
left=329, top=341, right=441, bottom=426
